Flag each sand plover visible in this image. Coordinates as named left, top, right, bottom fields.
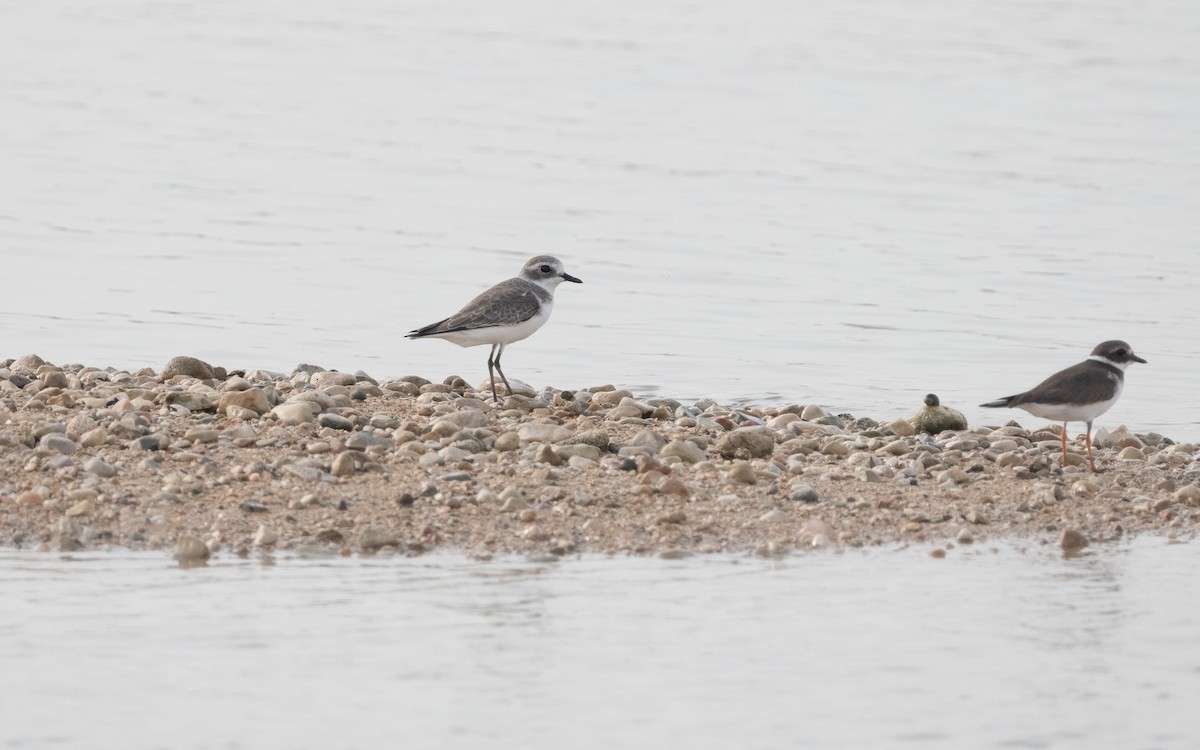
left=980, top=340, right=1146, bottom=472
left=407, top=255, right=582, bottom=402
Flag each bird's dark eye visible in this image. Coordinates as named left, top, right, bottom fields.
left=539, top=264, right=552, bottom=273
left=1115, top=349, right=1126, bottom=357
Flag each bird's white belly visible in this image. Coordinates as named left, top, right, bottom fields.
left=1018, top=393, right=1120, bottom=423
left=436, top=303, right=553, bottom=348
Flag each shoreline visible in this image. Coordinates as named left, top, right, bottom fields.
left=2, top=354, right=1197, bottom=561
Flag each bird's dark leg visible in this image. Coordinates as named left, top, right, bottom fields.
left=1086, top=419, right=1098, bottom=473
left=493, top=344, right=514, bottom=399
left=486, top=344, right=500, bottom=403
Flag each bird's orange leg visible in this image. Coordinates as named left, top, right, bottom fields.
left=1060, top=423, right=1068, bottom=466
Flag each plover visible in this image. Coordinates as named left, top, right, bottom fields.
left=912, top=393, right=968, bottom=435
left=979, top=340, right=1146, bottom=472
left=407, top=255, right=582, bottom=402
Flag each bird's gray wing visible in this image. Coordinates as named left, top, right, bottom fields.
left=1011, top=361, right=1104, bottom=406
left=409, top=278, right=543, bottom=336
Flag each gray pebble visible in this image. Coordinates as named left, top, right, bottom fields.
left=40, top=433, right=78, bottom=455
left=788, top=482, right=819, bottom=502
left=318, top=413, right=354, bottom=431
left=659, top=439, right=706, bottom=464
left=716, top=426, right=775, bottom=459
left=345, top=431, right=392, bottom=451
left=174, top=535, right=211, bottom=562
left=162, top=356, right=215, bottom=381
left=83, top=457, right=117, bottom=478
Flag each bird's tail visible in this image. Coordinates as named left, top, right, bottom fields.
left=979, top=396, right=1017, bottom=409
left=406, top=317, right=452, bottom=339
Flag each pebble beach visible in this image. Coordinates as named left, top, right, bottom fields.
left=2, top=353, right=1197, bottom=562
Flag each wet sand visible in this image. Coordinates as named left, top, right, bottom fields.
left=2, top=354, right=1196, bottom=560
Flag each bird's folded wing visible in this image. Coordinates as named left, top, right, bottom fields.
left=421, top=279, right=542, bottom=333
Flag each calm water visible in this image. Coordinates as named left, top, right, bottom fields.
left=1, top=540, right=1198, bottom=749
left=2, top=0, right=1199, bottom=438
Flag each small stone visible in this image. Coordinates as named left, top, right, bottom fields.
left=129, top=435, right=165, bottom=451
left=996, top=451, right=1023, bottom=468
left=437, top=409, right=489, bottom=429
left=494, top=432, right=520, bottom=451
left=345, top=431, right=392, bottom=451
left=890, top=419, right=916, bottom=437
left=930, top=548, right=946, bottom=559
left=659, top=439, right=705, bottom=464
left=39, top=433, right=78, bottom=455
left=965, top=508, right=988, bottom=525
left=360, top=527, right=399, bottom=551
left=164, top=393, right=216, bottom=412
left=369, top=414, right=402, bottom=430
left=1060, top=529, right=1089, bottom=550
left=83, top=457, right=117, bottom=478
left=184, top=428, right=219, bottom=444
left=437, top=471, right=472, bottom=482
left=656, top=476, right=690, bottom=497
left=554, top=444, right=602, bottom=462
left=956, top=528, right=975, bottom=544
left=252, top=525, right=279, bottom=546
left=79, top=427, right=108, bottom=448
left=937, top=467, right=970, bottom=485
left=626, top=429, right=668, bottom=453
left=272, top=402, right=317, bottom=424
left=715, top=426, right=775, bottom=459
left=175, top=535, right=211, bottom=562
left=563, top=429, right=611, bottom=450
left=517, top=423, right=572, bottom=444
left=726, top=461, right=757, bottom=485
left=659, top=549, right=693, bottom=560
left=499, top=487, right=529, bottom=511
left=607, top=397, right=650, bottom=420
left=788, top=482, right=819, bottom=503
left=536, top=444, right=563, bottom=466
left=1172, top=485, right=1200, bottom=506
left=218, top=388, right=272, bottom=415
left=65, top=499, right=93, bottom=518
left=315, top=529, right=345, bottom=544
left=758, top=509, right=788, bottom=524
left=284, top=464, right=322, bottom=482
left=226, top=405, right=259, bottom=421
left=162, top=356, right=215, bottom=380
left=224, top=376, right=252, bottom=391
left=800, top=405, right=828, bottom=421
left=820, top=440, right=851, bottom=457
left=240, top=501, right=270, bottom=513
left=14, top=353, right=47, bottom=371
left=591, top=389, right=633, bottom=408
left=657, top=510, right=687, bottom=525
left=318, top=413, right=354, bottom=431
left=330, top=451, right=358, bottom=477
left=311, top=371, right=358, bottom=388
left=1117, top=446, right=1145, bottom=460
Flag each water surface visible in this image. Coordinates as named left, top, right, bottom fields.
left=1, top=1, right=1198, bottom=436
left=1, top=539, right=1198, bottom=749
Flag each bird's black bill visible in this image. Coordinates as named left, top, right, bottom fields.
left=561, top=272, right=582, bottom=283
left=1133, top=355, right=1147, bottom=363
